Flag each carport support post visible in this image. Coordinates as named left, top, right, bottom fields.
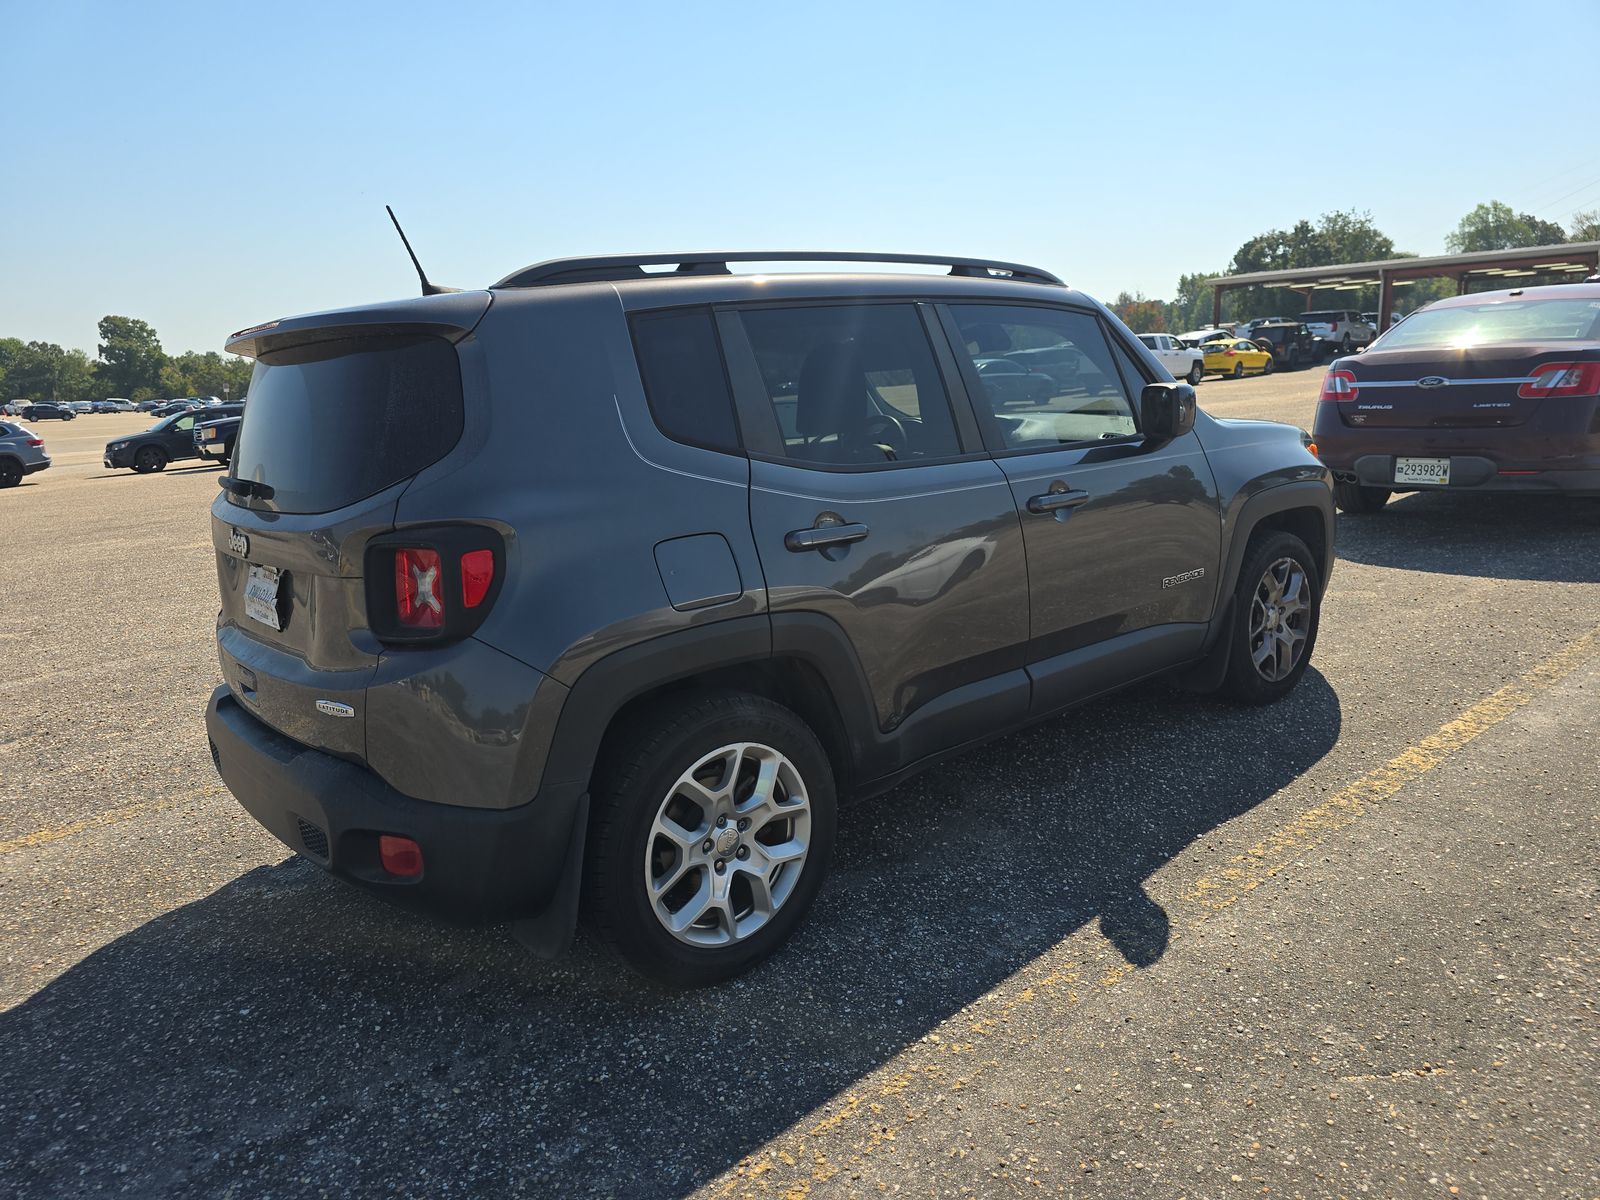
left=1377, top=270, right=1394, bottom=333
left=1212, top=285, right=1223, bottom=327
left=1456, top=273, right=1469, bottom=296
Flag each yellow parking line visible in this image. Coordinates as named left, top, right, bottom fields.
left=712, top=623, right=1600, bottom=1196
left=0, top=786, right=228, bottom=856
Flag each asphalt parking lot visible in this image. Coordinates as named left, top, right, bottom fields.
left=3, top=375, right=1598, bottom=1199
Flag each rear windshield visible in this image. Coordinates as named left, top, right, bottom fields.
left=1300, top=312, right=1346, bottom=322
left=229, top=334, right=462, bottom=514
left=1376, top=299, right=1600, bottom=350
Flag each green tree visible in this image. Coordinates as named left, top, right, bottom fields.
left=1108, top=291, right=1166, bottom=333
left=95, top=315, right=166, bottom=398
left=3, top=342, right=96, bottom=402
left=1224, top=210, right=1399, bottom=316
left=160, top=350, right=254, bottom=401
left=1445, top=201, right=1567, bottom=253
left=1570, top=208, right=1600, bottom=242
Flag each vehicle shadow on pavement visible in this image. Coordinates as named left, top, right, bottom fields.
left=1, top=672, right=1340, bottom=1199
left=1337, top=492, right=1600, bottom=583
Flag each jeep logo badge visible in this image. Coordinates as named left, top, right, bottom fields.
left=228, top=528, right=249, bottom=557
left=1417, top=376, right=1448, bottom=389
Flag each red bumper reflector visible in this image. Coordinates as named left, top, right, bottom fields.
left=379, top=835, right=424, bottom=877
left=1497, top=470, right=1540, bottom=476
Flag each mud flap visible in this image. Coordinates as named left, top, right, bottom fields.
left=510, top=792, right=589, bottom=959
left=1175, top=597, right=1236, bottom=694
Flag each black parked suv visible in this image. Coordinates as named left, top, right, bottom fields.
left=1249, top=320, right=1319, bottom=368
left=205, top=251, right=1335, bottom=985
left=106, top=403, right=244, bottom=472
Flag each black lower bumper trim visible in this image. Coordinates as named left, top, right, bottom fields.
left=205, top=685, right=585, bottom=922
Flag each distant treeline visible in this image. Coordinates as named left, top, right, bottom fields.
left=0, top=316, right=252, bottom=404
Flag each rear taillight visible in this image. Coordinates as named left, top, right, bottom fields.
left=394, top=548, right=444, bottom=629
left=367, top=526, right=505, bottom=644
left=1518, top=362, right=1600, bottom=399
left=1224, top=349, right=1236, bottom=357
left=1329, top=321, right=1339, bottom=334
left=26, top=437, right=43, bottom=447
left=1319, top=369, right=1358, bottom=402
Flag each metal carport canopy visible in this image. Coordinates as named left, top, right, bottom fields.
left=1204, top=240, right=1600, bottom=327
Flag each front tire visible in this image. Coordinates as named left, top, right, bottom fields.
left=1187, top=361, right=1204, bottom=386
left=1333, top=480, right=1391, bottom=513
left=1262, top=356, right=1275, bottom=375
left=584, top=692, right=837, bottom=987
left=1216, top=531, right=1322, bottom=705
left=133, top=446, right=167, bottom=473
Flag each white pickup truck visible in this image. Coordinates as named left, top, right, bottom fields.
left=1136, top=333, right=1206, bottom=385
left=1300, top=309, right=1376, bottom=356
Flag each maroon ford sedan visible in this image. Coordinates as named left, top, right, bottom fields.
left=1311, top=283, right=1600, bottom=512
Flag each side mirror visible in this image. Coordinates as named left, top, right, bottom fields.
left=1140, top=382, right=1196, bottom=442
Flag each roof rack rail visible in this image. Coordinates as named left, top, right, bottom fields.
left=492, top=251, right=1064, bottom=289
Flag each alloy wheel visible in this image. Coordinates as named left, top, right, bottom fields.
left=643, top=741, right=812, bottom=947
left=1249, top=557, right=1311, bottom=682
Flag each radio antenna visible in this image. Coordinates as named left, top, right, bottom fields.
left=386, top=205, right=459, bottom=296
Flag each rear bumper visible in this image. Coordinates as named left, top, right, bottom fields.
left=1338, top=454, right=1600, bottom=495
left=23, top=456, right=50, bottom=474
left=205, top=685, right=587, bottom=922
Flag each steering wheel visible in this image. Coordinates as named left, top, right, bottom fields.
left=857, top=411, right=909, bottom=459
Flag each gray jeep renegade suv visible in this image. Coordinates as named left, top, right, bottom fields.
left=205, top=251, right=1334, bottom=986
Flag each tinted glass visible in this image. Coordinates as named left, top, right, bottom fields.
left=630, top=308, right=740, bottom=453
left=1376, top=299, right=1600, bottom=350
left=740, top=305, right=960, bottom=465
left=949, top=305, right=1137, bottom=449
left=1137, top=334, right=1159, bottom=349
left=1301, top=311, right=1346, bottom=322
left=230, top=334, right=463, bottom=514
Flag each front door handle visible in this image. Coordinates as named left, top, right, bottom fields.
left=785, top=522, right=870, bottom=552
left=1026, top=488, right=1090, bottom=514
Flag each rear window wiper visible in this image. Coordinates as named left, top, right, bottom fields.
left=219, top=475, right=275, bottom=500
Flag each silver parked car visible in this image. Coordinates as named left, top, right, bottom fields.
left=0, top=421, right=52, bottom=487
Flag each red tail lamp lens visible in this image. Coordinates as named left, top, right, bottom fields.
left=378, top=835, right=424, bottom=878
left=27, top=437, right=44, bottom=447
left=1319, top=369, right=1358, bottom=402
left=1518, top=362, right=1600, bottom=399
left=394, top=548, right=443, bottom=628
left=460, top=549, right=495, bottom=608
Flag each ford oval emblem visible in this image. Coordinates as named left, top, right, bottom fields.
left=1417, top=375, right=1448, bottom=389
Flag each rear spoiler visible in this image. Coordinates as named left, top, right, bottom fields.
left=225, top=291, right=492, bottom=360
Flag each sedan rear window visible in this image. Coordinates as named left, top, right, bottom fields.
left=229, top=334, right=463, bottom=514
left=1377, top=299, right=1600, bottom=350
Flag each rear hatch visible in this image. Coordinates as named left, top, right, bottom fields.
left=211, top=294, right=488, bottom=759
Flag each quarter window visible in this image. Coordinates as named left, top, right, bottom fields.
left=948, top=305, right=1138, bottom=450
left=630, top=308, right=741, bottom=453
left=739, top=305, right=961, bottom=465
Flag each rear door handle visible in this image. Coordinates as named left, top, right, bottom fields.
left=785, top=522, right=870, bottom=552
left=1026, top=489, right=1090, bottom=514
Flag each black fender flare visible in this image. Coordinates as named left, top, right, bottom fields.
left=1210, top=479, right=1335, bottom=642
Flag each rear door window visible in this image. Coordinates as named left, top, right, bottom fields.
left=737, top=304, right=962, bottom=466
left=229, top=334, right=463, bottom=514
left=948, top=305, right=1138, bottom=450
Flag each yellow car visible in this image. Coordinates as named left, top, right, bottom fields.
left=1202, top=338, right=1274, bottom=379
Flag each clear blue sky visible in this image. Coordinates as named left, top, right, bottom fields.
left=4, top=0, right=1598, bottom=356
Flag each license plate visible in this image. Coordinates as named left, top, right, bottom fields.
left=244, top=564, right=282, bottom=630
left=1395, top=456, right=1450, bottom=486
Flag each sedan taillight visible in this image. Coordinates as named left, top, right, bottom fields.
left=1319, top=369, right=1359, bottom=402
left=1518, top=361, right=1600, bottom=399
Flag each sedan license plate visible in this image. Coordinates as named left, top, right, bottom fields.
left=243, top=564, right=282, bottom=630
left=1394, top=456, right=1450, bottom=486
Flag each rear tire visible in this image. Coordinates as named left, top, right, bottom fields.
left=1215, top=531, right=1321, bottom=705
left=0, top=459, right=22, bottom=488
left=1231, top=362, right=1245, bottom=379
left=134, top=446, right=167, bottom=473
left=584, top=691, right=837, bottom=987
left=1333, top=479, right=1391, bottom=513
